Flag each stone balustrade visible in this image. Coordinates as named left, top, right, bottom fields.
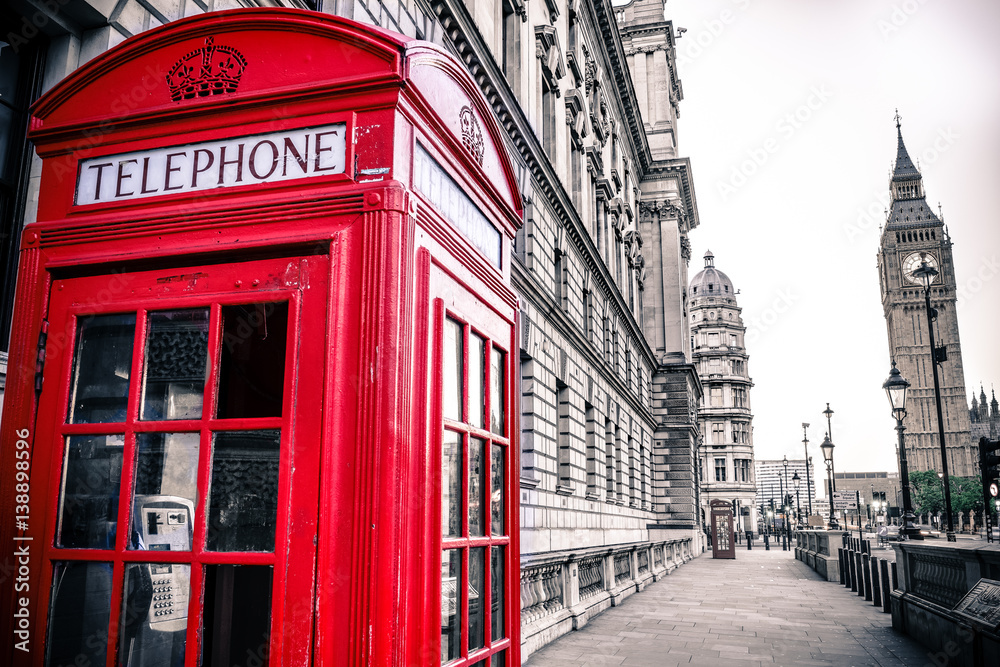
left=891, top=540, right=1000, bottom=665
left=793, top=529, right=847, bottom=581
left=520, top=537, right=695, bottom=657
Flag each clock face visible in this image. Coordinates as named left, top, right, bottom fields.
left=902, top=251, right=939, bottom=285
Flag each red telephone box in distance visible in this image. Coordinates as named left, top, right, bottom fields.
left=0, top=9, right=522, bottom=667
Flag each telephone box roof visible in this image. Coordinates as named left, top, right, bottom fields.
left=29, top=8, right=522, bottom=223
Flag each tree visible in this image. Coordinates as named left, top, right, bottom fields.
left=910, top=471, right=983, bottom=517
left=951, top=476, right=984, bottom=515
left=910, top=470, right=944, bottom=515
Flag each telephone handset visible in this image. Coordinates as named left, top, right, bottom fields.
left=130, top=495, right=194, bottom=634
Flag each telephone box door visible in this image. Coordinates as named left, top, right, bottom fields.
left=31, top=254, right=327, bottom=666
left=426, top=253, right=518, bottom=667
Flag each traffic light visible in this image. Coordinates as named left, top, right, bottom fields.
left=980, top=437, right=1000, bottom=498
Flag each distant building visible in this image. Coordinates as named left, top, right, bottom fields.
left=876, top=115, right=976, bottom=478
left=755, top=458, right=817, bottom=521
left=970, top=386, right=999, bottom=442
left=690, top=251, right=757, bottom=534
left=832, top=472, right=902, bottom=524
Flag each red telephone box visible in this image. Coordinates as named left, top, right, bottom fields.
left=710, top=500, right=735, bottom=560
left=0, top=9, right=521, bottom=666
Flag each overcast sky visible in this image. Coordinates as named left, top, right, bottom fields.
left=661, top=0, right=1000, bottom=494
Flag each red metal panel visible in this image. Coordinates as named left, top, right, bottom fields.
left=3, top=9, right=523, bottom=665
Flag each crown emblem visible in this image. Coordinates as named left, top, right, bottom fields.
left=459, top=106, right=484, bottom=166
left=167, top=37, right=247, bottom=102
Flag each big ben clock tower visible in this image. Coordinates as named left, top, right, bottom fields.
left=877, top=115, right=975, bottom=478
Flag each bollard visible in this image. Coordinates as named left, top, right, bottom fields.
left=880, top=559, right=892, bottom=613
left=863, top=554, right=872, bottom=601
left=870, top=556, right=881, bottom=607
left=764, top=531, right=770, bottom=550
left=849, top=550, right=858, bottom=592
left=891, top=560, right=898, bottom=591
left=747, top=531, right=752, bottom=550
left=838, top=548, right=846, bottom=585
left=855, top=551, right=864, bottom=596
left=855, top=551, right=865, bottom=597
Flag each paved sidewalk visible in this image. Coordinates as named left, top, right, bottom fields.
left=523, top=545, right=929, bottom=667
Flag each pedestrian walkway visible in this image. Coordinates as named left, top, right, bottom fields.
left=522, top=544, right=928, bottom=667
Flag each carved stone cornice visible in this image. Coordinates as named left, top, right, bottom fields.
left=535, top=25, right=566, bottom=96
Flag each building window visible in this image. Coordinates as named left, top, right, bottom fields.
left=714, top=458, right=727, bottom=482
left=708, top=333, right=719, bottom=347
left=730, top=333, right=738, bottom=347
left=710, top=387, right=723, bottom=407
left=501, top=0, right=521, bottom=92
left=736, top=459, right=751, bottom=483
left=712, top=422, right=724, bottom=444
left=556, top=380, right=572, bottom=490
left=604, top=418, right=615, bottom=500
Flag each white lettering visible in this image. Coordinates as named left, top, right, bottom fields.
left=76, top=124, right=347, bottom=205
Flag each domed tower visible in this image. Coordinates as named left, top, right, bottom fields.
left=689, top=251, right=757, bottom=535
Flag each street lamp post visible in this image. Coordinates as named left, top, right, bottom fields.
left=912, top=259, right=957, bottom=542
left=793, top=471, right=802, bottom=528
left=821, top=435, right=837, bottom=529
left=778, top=470, right=788, bottom=550
left=883, top=361, right=922, bottom=540
left=802, top=423, right=813, bottom=517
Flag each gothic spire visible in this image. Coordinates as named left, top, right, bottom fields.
left=892, top=111, right=920, bottom=183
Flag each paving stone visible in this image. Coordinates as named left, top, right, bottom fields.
left=522, top=545, right=927, bottom=667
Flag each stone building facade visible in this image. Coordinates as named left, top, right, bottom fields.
left=690, top=251, right=757, bottom=536
left=877, top=118, right=975, bottom=478
left=0, top=0, right=703, bottom=658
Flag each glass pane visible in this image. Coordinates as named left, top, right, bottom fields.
left=130, top=433, right=199, bottom=551
left=119, top=563, right=190, bottom=665
left=0, top=43, right=19, bottom=102
left=469, top=334, right=485, bottom=429
left=443, top=319, right=463, bottom=422
left=45, top=561, right=113, bottom=667
left=57, top=434, right=124, bottom=549
left=490, top=348, right=504, bottom=435
left=0, top=104, right=12, bottom=180
left=203, top=565, right=272, bottom=667
left=68, top=314, right=136, bottom=423
left=491, top=650, right=506, bottom=666
left=491, top=444, right=504, bottom=536
left=442, top=430, right=461, bottom=538
left=440, top=549, right=461, bottom=664
left=491, top=547, right=505, bottom=641
left=141, top=309, right=209, bottom=420
left=469, top=438, right=485, bottom=537
left=217, top=302, right=288, bottom=419
left=207, top=430, right=281, bottom=552
left=469, top=547, right=485, bottom=651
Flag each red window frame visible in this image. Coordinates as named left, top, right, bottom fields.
left=32, top=255, right=323, bottom=667
left=433, top=295, right=513, bottom=667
